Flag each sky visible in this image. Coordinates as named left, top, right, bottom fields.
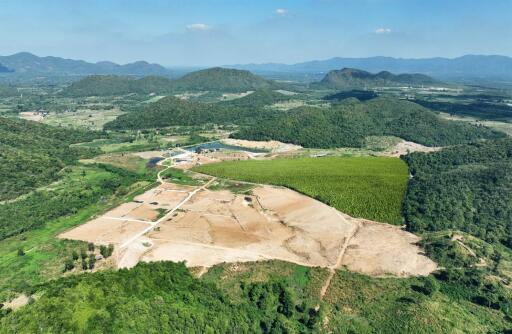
left=0, top=0, right=511, bottom=66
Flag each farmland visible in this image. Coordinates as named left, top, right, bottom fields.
left=194, top=156, right=409, bottom=225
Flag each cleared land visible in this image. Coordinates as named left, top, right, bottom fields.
left=194, top=156, right=409, bottom=225
left=60, top=181, right=435, bottom=277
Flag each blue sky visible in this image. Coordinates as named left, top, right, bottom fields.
left=0, top=0, right=510, bottom=66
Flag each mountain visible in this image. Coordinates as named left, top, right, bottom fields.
left=170, top=67, right=273, bottom=92
left=316, top=68, right=439, bottom=90
left=230, top=55, right=512, bottom=81
left=61, top=75, right=175, bottom=96
left=0, top=52, right=173, bottom=77
left=232, top=97, right=504, bottom=148
left=104, top=89, right=290, bottom=130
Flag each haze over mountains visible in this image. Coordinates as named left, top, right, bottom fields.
left=0, top=52, right=173, bottom=77
left=230, top=55, right=512, bottom=81
left=1, top=52, right=512, bottom=83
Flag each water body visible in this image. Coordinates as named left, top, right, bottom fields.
left=184, top=141, right=267, bottom=153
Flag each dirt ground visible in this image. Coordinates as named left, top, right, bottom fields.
left=382, top=140, right=441, bottom=157
left=131, top=151, right=165, bottom=159
left=61, top=173, right=436, bottom=278
left=19, top=112, right=44, bottom=122
left=115, top=185, right=435, bottom=276
left=59, top=217, right=149, bottom=245
left=221, top=138, right=302, bottom=153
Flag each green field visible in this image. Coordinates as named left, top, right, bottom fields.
left=194, top=156, right=408, bottom=225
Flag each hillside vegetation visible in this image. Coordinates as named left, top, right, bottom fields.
left=234, top=97, right=504, bottom=148
left=194, top=157, right=408, bottom=225
left=171, top=67, right=273, bottom=92
left=0, top=261, right=322, bottom=333
left=60, top=75, right=175, bottom=97
left=104, top=89, right=289, bottom=130
left=402, top=138, right=512, bottom=248
left=0, top=117, right=102, bottom=201
left=315, top=68, right=439, bottom=90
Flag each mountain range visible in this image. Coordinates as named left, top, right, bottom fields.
left=1, top=52, right=512, bottom=83
left=230, top=55, right=512, bottom=81
left=0, top=52, right=173, bottom=77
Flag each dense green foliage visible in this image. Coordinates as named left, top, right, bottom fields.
left=0, top=164, right=146, bottom=241
left=414, top=99, right=512, bottom=121
left=104, top=89, right=288, bottom=130
left=314, top=68, right=439, bottom=90
left=402, top=138, right=512, bottom=248
left=171, top=67, right=273, bottom=92
left=195, top=156, right=408, bottom=225
left=0, top=262, right=320, bottom=333
left=234, top=97, right=504, bottom=148
left=60, top=68, right=277, bottom=97
left=0, top=117, right=103, bottom=200
left=61, top=75, right=175, bottom=97
left=324, top=89, right=378, bottom=101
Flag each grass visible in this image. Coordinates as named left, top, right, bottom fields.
left=207, top=179, right=255, bottom=194
left=80, top=153, right=149, bottom=174
left=323, top=270, right=510, bottom=333
left=194, top=156, right=409, bottom=225
left=0, top=165, right=156, bottom=302
left=202, top=260, right=328, bottom=306
left=42, top=108, right=125, bottom=130
left=160, top=167, right=205, bottom=186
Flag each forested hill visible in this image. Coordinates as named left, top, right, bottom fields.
left=0, top=117, right=102, bottom=201
left=60, top=75, right=175, bottom=97
left=232, top=97, right=504, bottom=148
left=402, top=138, right=512, bottom=248
left=104, top=89, right=290, bottom=130
left=315, top=68, right=440, bottom=90
left=170, top=67, right=274, bottom=92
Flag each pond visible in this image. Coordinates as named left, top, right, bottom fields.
left=183, top=141, right=267, bottom=153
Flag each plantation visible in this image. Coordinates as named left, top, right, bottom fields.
left=194, top=156, right=408, bottom=225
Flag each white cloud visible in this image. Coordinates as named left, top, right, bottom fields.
left=275, top=8, right=287, bottom=16
left=375, top=27, right=392, bottom=34
left=186, top=23, right=212, bottom=31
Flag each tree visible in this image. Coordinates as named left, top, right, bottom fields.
left=88, top=254, right=96, bottom=270
left=71, top=250, right=79, bottom=261
left=80, top=249, right=88, bottom=260
left=88, top=242, right=95, bottom=252
left=17, top=248, right=25, bottom=256
left=81, top=259, right=88, bottom=270
left=63, top=259, right=75, bottom=272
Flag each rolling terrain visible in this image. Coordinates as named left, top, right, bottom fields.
left=315, top=68, right=439, bottom=90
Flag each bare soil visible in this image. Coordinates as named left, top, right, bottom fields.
left=382, top=140, right=441, bottom=157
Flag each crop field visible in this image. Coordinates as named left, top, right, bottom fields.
left=194, top=156, right=409, bottom=225
left=42, top=108, right=125, bottom=130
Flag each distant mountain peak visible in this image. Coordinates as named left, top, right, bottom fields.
left=0, top=52, right=173, bottom=77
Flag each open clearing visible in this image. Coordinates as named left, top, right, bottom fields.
left=60, top=181, right=435, bottom=277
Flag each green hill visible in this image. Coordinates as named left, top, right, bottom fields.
left=171, top=67, right=273, bottom=92
left=104, top=89, right=289, bottom=130
left=402, top=138, right=512, bottom=248
left=233, top=97, right=504, bottom=147
left=0, top=117, right=101, bottom=201
left=60, top=75, right=175, bottom=97
left=315, top=68, right=440, bottom=90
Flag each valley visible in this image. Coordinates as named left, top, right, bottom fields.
left=1, top=57, right=512, bottom=333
